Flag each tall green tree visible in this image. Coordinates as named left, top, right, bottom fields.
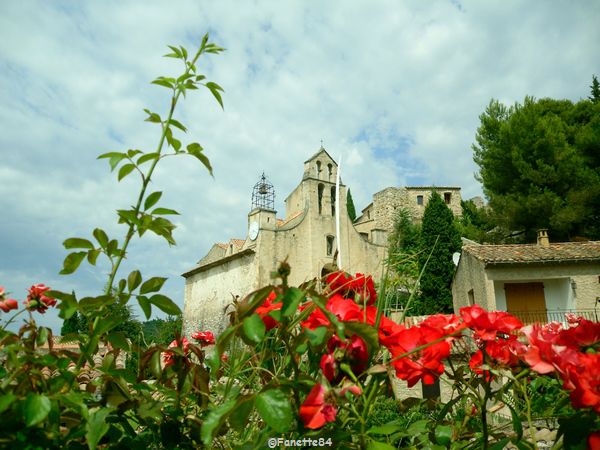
left=414, top=192, right=461, bottom=315
left=473, top=94, right=600, bottom=241
left=590, top=75, right=600, bottom=103
left=346, top=188, right=357, bottom=222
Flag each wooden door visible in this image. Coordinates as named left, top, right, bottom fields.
left=504, top=282, right=546, bottom=324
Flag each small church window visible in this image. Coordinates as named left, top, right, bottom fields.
left=316, top=161, right=322, bottom=178
left=326, top=235, right=335, bottom=255
left=417, top=195, right=423, bottom=205
left=468, top=289, right=475, bottom=305
left=318, top=183, right=324, bottom=214
left=444, top=192, right=452, bottom=204
left=327, top=163, right=333, bottom=181
left=330, top=186, right=336, bottom=216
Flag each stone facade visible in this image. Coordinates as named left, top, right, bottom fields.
left=182, top=148, right=388, bottom=336
left=353, top=186, right=462, bottom=241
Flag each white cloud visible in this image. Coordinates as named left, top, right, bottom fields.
left=1, top=0, right=598, bottom=333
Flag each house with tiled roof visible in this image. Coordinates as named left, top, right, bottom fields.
left=452, top=231, right=600, bottom=323
left=182, top=147, right=388, bottom=336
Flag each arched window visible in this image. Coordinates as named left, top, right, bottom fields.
left=326, top=235, right=335, bottom=255
left=330, top=186, right=336, bottom=216
left=316, top=161, right=322, bottom=178
left=318, top=183, right=324, bottom=214
left=327, top=163, right=333, bottom=181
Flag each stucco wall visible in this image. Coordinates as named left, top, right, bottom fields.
left=183, top=252, right=258, bottom=336
left=452, top=253, right=493, bottom=311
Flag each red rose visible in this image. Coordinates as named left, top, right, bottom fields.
left=256, top=291, right=282, bottom=330
left=320, top=353, right=337, bottom=382
left=299, top=384, right=337, bottom=429
left=162, top=337, right=191, bottom=368
left=0, top=298, right=18, bottom=313
left=191, top=331, right=215, bottom=347
left=460, top=305, right=522, bottom=341
left=387, top=325, right=450, bottom=387
left=24, top=283, right=55, bottom=313
left=587, top=431, right=600, bottom=450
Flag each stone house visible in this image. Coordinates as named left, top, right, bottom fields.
left=452, top=231, right=600, bottom=323
left=353, top=186, right=462, bottom=241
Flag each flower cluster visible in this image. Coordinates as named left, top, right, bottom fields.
left=253, top=270, right=600, bottom=437
left=522, top=318, right=600, bottom=413
left=191, top=330, right=215, bottom=347
left=24, top=283, right=56, bottom=313
left=162, top=337, right=191, bottom=368
left=0, top=286, right=18, bottom=313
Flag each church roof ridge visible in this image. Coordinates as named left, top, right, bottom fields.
left=304, top=146, right=337, bottom=165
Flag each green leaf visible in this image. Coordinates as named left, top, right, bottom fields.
left=93, top=228, right=109, bottom=248
left=281, top=287, right=304, bottom=317
left=117, top=209, right=140, bottom=226
left=305, top=326, right=328, bottom=347
left=118, top=163, right=136, bottom=181
left=95, top=316, right=121, bottom=336
left=23, top=394, right=51, bottom=427
left=205, top=81, right=224, bottom=109
left=187, top=142, right=213, bottom=176
left=127, top=270, right=142, bottom=291
left=107, top=332, right=130, bottom=352
left=168, top=119, right=187, bottom=132
left=151, top=207, right=180, bottom=215
left=255, top=388, right=292, bottom=433
left=140, top=277, right=167, bottom=295
left=137, top=152, right=159, bottom=165
left=367, top=441, right=397, bottom=450
left=149, top=294, right=181, bottom=315
left=241, top=314, right=265, bottom=344
left=0, top=394, right=16, bottom=414
left=507, top=402, right=523, bottom=442
left=138, top=296, right=151, bottom=320
left=36, top=327, right=49, bottom=347
left=229, top=396, right=255, bottom=431
left=60, top=251, right=87, bottom=275
left=143, top=108, right=162, bottom=123
left=51, top=290, right=78, bottom=320
left=98, top=152, right=127, bottom=171
left=166, top=45, right=182, bottom=58
left=367, top=420, right=403, bottom=436
left=86, top=407, right=112, bottom=450
left=434, top=424, right=453, bottom=446
left=79, top=295, right=115, bottom=313
left=87, top=249, right=101, bottom=265
left=144, top=191, right=162, bottom=211
left=63, top=237, right=94, bottom=250
left=151, top=78, right=174, bottom=89
left=127, top=149, right=142, bottom=158
left=201, top=398, right=237, bottom=445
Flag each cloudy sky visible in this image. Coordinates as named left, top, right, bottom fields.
left=1, top=1, right=598, bottom=333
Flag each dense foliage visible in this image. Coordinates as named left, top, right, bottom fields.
left=473, top=81, right=600, bottom=242
left=415, top=192, right=461, bottom=315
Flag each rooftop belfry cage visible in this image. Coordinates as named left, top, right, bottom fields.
left=252, top=172, right=275, bottom=210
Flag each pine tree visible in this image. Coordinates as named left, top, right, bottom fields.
left=346, top=188, right=357, bottom=222
left=414, top=192, right=461, bottom=315
left=60, top=311, right=81, bottom=336
left=590, top=75, right=600, bottom=103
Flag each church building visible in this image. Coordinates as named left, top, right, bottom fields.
left=182, top=146, right=461, bottom=336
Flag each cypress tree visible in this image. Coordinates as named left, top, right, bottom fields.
left=590, top=75, right=600, bottom=103
left=60, top=311, right=80, bottom=336
left=414, top=192, right=461, bottom=315
left=346, top=188, right=357, bottom=222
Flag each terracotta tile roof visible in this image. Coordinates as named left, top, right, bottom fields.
left=277, top=210, right=303, bottom=227
left=216, top=243, right=228, bottom=249
left=230, top=238, right=246, bottom=249
left=464, top=241, right=600, bottom=265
